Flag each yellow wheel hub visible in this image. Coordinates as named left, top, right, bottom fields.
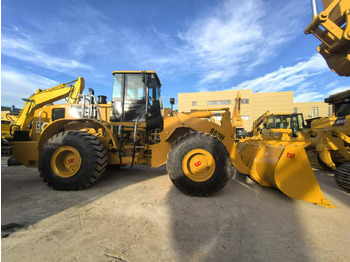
left=50, top=146, right=82, bottom=178
left=182, top=149, right=216, bottom=182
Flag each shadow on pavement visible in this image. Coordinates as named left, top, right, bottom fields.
left=166, top=171, right=312, bottom=262
left=313, top=168, right=350, bottom=208
left=1, top=161, right=167, bottom=237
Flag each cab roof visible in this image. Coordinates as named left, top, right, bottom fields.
left=112, top=71, right=161, bottom=86
left=112, top=70, right=157, bottom=75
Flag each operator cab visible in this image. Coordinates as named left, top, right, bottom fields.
left=264, top=113, right=305, bottom=137
left=110, top=71, right=163, bottom=131
left=325, top=90, right=350, bottom=117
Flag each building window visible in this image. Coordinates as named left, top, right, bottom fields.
left=312, top=107, right=315, bottom=117
left=328, top=106, right=332, bottom=116
left=315, top=106, right=319, bottom=117
left=241, top=99, right=249, bottom=104
left=192, top=101, right=197, bottom=106
left=294, top=107, right=298, bottom=113
left=207, top=100, right=231, bottom=105
left=241, top=115, right=249, bottom=120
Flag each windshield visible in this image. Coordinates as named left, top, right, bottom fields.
left=266, top=115, right=291, bottom=129
left=112, top=73, right=145, bottom=100
left=125, top=74, right=144, bottom=100
left=112, top=74, right=123, bottom=99
left=266, top=116, right=274, bottom=129
left=274, top=115, right=291, bottom=129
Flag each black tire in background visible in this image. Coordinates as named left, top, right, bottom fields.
left=334, top=163, right=350, bottom=192
left=167, top=132, right=234, bottom=196
left=39, top=131, right=107, bottom=190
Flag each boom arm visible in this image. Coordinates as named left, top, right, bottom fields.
left=252, top=111, right=270, bottom=136
left=15, top=77, right=85, bottom=132
left=232, top=92, right=243, bottom=128
left=305, top=0, right=350, bottom=76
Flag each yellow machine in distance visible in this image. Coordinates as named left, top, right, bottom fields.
left=1, top=78, right=84, bottom=157
left=3, top=77, right=84, bottom=140
left=11, top=71, right=334, bottom=207
left=237, top=112, right=335, bottom=208
left=309, top=90, right=350, bottom=191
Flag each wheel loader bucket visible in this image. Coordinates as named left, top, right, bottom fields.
left=237, top=140, right=335, bottom=208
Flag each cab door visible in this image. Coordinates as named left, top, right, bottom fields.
left=110, top=73, right=147, bottom=122
left=123, top=74, right=146, bottom=122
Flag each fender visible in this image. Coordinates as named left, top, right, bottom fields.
left=37, top=118, right=117, bottom=149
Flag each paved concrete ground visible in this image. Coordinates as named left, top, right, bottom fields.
left=1, top=157, right=350, bottom=262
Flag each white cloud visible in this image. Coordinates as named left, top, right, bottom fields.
left=328, top=87, right=350, bottom=96
left=1, top=68, right=59, bottom=107
left=231, top=54, right=329, bottom=93
left=294, top=92, right=324, bottom=103
left=178, top=0, right=306, bottom=84
left=2, top=38, right=92, bottom=74
left=226, top=54, right=348, bottom=102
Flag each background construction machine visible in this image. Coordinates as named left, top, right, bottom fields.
left=305, top=0, right=350, bottom=191
left=308, top=90, right=350, bottom=191
left=305, top=0, right=350, bottom=76
left=10, top=70, right=334, bottom=207
left=1, top=78, right=85, bottom=158
left=1, top=106, right=20, bottom=156
left=235, top=111, right=336, bottom=207
left=244, top=0, right=350, bottom=193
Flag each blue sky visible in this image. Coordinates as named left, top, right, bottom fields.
left=1, top=0, right=349, bottom=109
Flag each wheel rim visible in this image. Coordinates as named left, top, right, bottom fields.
left=50, top=146, right=82, bottom=178
left=182, top=149, right=215, bottom=182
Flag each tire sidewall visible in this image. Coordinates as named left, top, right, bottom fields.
left=39, top=132, right=99, bottom=189
left=168, top=132, right=232, bottom=194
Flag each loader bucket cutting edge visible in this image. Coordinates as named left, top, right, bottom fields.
left=239, top=141, right=336, bottom=208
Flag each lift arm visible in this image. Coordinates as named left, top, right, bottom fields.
left=305, top=0, right=350, bottom=76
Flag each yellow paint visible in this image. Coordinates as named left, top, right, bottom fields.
left=13, top=141, right=38, bottom=167
left=305, top=0, right=350, bottom=76
left=238, top=139, right=335, bottom=208
left=15, top=77, right=85, bottom=133
left=182, top=149, right=215, bottom=182
left=50, top=146, right=82, bottom=178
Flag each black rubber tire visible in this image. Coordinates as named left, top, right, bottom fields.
left=166, top=132, right=234, bottom=196
left=334, top=163, right=350, bottom=192
left=39, top=131, right=108, bottom=190
left=7, top=157, right=22, bottom=166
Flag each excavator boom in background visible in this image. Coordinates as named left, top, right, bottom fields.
left=1, top=77, right=84, bottom=156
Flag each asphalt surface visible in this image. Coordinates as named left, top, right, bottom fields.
left=1, top=157, right=350, bottom=262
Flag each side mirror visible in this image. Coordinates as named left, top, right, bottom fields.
left=170, top=98, right=175, bottom=116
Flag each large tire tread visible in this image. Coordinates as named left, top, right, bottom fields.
left=167, top=132, right=234, bottom=197
left=39, top=131, right=108, bottom=191
left=334, top=163, right=350, bottom=192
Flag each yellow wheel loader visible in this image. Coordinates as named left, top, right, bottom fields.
left=304, top=0, right=350, bottom=191
left=243, top=99, right=350, bottom=193
left=307, top=90, right=350, bottom=191
left=11, top=71, right=334, bottom=207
